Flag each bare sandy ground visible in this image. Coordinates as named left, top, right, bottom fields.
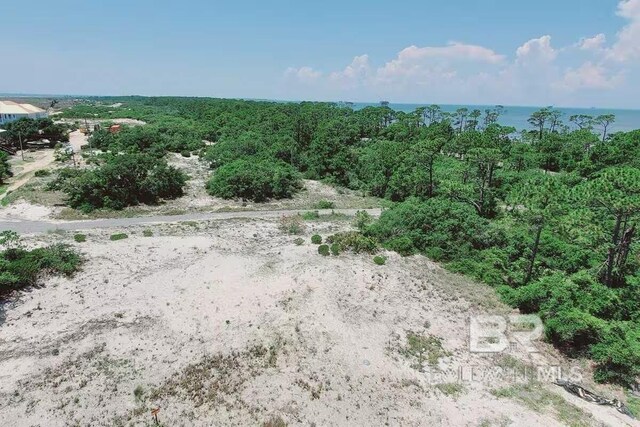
left=0, top=218, right=635, bottom=427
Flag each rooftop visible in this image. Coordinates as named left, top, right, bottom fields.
left=0, top=100, right=46, bottom=115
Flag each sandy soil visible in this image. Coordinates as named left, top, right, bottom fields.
left=0, top=150, right=55, bottom=202
left=0, top=218, right=635, bottom=427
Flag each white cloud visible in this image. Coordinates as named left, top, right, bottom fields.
left=578, top=33, right=606, bottom=51
left=607, top=0, right=640, bottom=61
left=559, top=62, right=623, bottom=90
left=329, top=55, right=371, bottom=88
left=284, top=66, right=322, bottom=83
left=515, top=35, right=557, bottom=64
left=281, top=1, right=640, bottom=106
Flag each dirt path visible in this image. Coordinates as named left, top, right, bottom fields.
left=0, top=150, right=55, bottom=202
left=0, top=208, right=382, bottom=233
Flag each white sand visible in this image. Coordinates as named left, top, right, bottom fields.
left=0, top=219, right=635, bottom=426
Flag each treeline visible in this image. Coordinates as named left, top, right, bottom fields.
left=59, top=97, right=639, bottom=387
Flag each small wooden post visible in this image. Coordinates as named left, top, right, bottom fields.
left=151, top=407, right=160, bottom=425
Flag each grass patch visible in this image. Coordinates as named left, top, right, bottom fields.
left=311, top=234, right=322, bottom=244
left=73, top=233, right=86, bottom=243
left=142, top=229, right=153, bottom=237
left=279, top=214, right=306, bottom=235
left=400, top=332, right=451, bottom=370
left=301, top=210, right=320, bottom=220
left=491, top=382, right=594, bottom=427
left=314, top=200, right=335, bottom=209
left=627, top=392, right=640, bottom=418
left=293, top=237, right=304, bottom=246
left=109, top=233, right=128, bottom=241
left=435, top=382, right=466, bottom=398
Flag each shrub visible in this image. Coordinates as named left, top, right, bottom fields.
left=34, top=169, right=51, bottom=177
left=110, top=233, right=128, bottom=241
left=318, top=245, right=330, bottom=256
left=373, top=255, right=387, bottom=265
left=293, top=237, right=304, bottom=246
left=73, top=233, right=86, bottom=243
left=279, top=215, right=306, bottom=235
left=315, top=200, right=335, bottom=209
left=353, top=210, right=373, bottom=231
left=327, top=231, right=377, bottom=254
left=142, top=229, right=153, bottom=237
left=311, top=234, right=322, bottom=244
left=63, top=154, right=187, bottom=212
left=330, top=243, right=340, bottom=256
left=181, top=150, right=192, bottom=158
left=0, top=242, right=81, bottom=294
left=206, top=158, right=302, bottom=202
left=301, top=211, right=320, bottom=220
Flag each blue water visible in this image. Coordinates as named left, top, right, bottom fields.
left=351, top=103, right=640, bottom=133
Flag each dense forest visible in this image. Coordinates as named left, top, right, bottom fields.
left=52, top=97, right=640, bottom=388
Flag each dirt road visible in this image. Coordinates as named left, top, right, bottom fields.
left=0, top=208, right=382, bottom=233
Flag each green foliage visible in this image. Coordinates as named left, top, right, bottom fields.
left=293, top=237, right=304, bottom=246
left=373, top=255, right=387, bottom=265
left=142, top=229, right=153, bottom=237
left=311, top=234, right=322, bottom=244
left=61, top=154, right=187, bottom=212
left=314, top=200, right=335, bottom=209
left=0, top=152, right=12, bottom=185
left=110, top=233, right=128, bottom=241
left=353, top=210, right=373, bottom=231
left=34, top=169, right=51, bottom=177
left=206, top=159, right=302, bottom=202
left=181, top=150, right=191, bottom=157
left=73, top=233, right=86, bottom=243
left=301, top=210, right=320, bottom=220
left=318, top=244, right=330, bottom=256
left=330, top=243, right=340, bottom=256
left=326, top=231, right=377, bottom=254
left=0, top=242, right=81, bottom=294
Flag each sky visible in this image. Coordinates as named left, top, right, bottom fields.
left=2, top=0, right=640, bottom=108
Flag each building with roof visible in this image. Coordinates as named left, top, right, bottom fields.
left=0, top=101, right=48, bottom=125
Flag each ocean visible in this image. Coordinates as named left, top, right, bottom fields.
left=350, top=103, right=640, bottom=133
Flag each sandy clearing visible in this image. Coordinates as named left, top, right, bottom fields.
left=0, top=150, right=56, bottom=202
left=0, top=219, right=634, bottom=427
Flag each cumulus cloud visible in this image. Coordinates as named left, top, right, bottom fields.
left=578, top=33, right=606, bottom=51
left=284, top=66, right=322, bottom=83
left=559, top=62, right=623, bottom=90
left=607, top=0, right=640, bottom=61
left=282, top=1, right=639, bottom=105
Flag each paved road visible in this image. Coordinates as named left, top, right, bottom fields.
left=0, top=208, right=382, bottom=234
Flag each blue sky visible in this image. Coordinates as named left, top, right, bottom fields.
left=3, top=0, right=640, bottom=108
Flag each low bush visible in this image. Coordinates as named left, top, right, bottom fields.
left=314, top=200, right=335, bottom=209
left=34, top=169, right=51, bottom=177
left=301, top=211, right=320, bottom=220
left=353, top=210, right=373, bottom=231
left=181, top=150, right=192, bottom=158
left=327, top=231, right=377, bottom=254
left=206, top=158, right=302, bottom=202
left=73, top=233, right=86, bottom=243
left=0, top=240, right=81, bottom=294
left=311, top=234, right=322, bottom=244
left=293, top=237, right=304, bottom=246
left=330, top=243, right=340, bottom=256
left=142, top=229, right=153, bottom=237
left=279, top=215, right=306, bottom=235
left=373, top=255, right=387, bottom=265
left=318, top=245, right=330, bottom=256
left=110, top=233, right=128, bottom=241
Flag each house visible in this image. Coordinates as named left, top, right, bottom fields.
left=0, top=101, right=48, bottom=125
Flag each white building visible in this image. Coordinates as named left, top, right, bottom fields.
left=0, top=101, right=48, bottom=125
